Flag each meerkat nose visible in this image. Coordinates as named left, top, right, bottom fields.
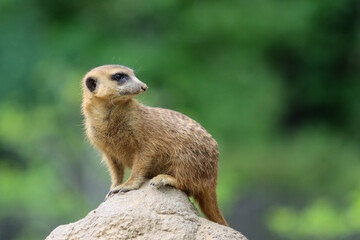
left=141, top=84, right=148, bottom=92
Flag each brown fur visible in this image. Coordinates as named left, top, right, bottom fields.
left=81, top=65, right=228, bottom=226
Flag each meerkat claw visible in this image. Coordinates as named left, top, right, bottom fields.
left=105, top=188, right=124, bottom=200
left=105, top=191, right=114, bottom=200
left=118, top=188, right=130, bottom=193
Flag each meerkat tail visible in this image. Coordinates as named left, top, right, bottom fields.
left=195, top=189, right=229, bottom=226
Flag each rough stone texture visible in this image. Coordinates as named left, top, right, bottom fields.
left=46, top=181, right=247, bottom=240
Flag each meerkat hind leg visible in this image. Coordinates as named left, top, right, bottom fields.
left=150, top=174, right=180, bottom=189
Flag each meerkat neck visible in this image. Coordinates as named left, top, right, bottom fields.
left=83, top=97, right=139, bottom=116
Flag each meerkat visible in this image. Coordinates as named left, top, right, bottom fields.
left=81, top=65, right=228, bottom=226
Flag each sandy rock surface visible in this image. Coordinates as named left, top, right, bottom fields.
left=46, top=181, right=247, bottom=240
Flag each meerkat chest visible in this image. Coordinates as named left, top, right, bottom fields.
left=85, top=112, right=138, bottom=157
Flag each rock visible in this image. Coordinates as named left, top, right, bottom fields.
left=46, top=181, right=247, bottom=240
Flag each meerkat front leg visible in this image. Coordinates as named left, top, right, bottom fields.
left=106, top=155, right=149, bottom=198
left=104, top=154, right=124, bottom=199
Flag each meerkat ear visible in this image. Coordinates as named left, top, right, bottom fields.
left=85, top=77, right=97, bottom=92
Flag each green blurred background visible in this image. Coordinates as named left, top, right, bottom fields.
left=0, top=0, right=359, bottom=239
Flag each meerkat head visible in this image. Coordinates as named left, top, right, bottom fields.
left=82, top=65, right=148, bottom=101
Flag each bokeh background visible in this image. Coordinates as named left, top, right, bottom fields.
left=0, top=0, right=359, bottom=239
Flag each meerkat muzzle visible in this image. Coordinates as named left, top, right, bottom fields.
left=141, top=84, right=148, bottom=92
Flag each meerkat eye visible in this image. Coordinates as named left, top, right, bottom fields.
left=85, top=77, right=97, bottom=92
left=111, top=73, right=129, bottom=85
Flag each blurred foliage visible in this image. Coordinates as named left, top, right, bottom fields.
left=268, top=192, right=360, bottom=239
left=0, top=0, right=359, bottom=239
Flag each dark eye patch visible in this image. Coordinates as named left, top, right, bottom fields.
left=111, top=73, right=129, bottom=85
left=85, top=77, right=97, bottom=92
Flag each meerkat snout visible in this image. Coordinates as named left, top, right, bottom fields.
left=140, top=84, right=148, bottom=92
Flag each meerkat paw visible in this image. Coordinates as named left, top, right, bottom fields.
left=150, top=174, right=179, bottom=189
left=105, top=183, right=141, bottom=200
